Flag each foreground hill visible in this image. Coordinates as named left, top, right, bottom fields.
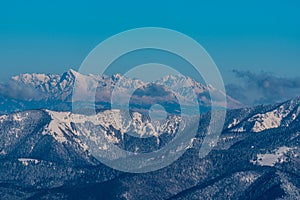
left=0, top=98, right=300, bottom=199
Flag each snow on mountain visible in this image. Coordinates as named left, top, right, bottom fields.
left=227, top=118, right=240, bottom=129
left=1, top=98, right=300, bottom=199
left=249, top=105, right=291, bottom=132
left=156, top=75, right=241, bottom=108
left=11, top=70, right=74, bottom=100
left=250, top=146, right=298, bottom=167
left=18, top=158, right=40, bottom=166
left=42, top=109, right=182, bottom=150
left=0, top=107, right=184, bottom=165
left=228, top=98, right=300, bottom=133
left=156, top=75, right=208, bottom=105
left=7, top=69, right=242, bottom=109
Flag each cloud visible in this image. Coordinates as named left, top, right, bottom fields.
left=226, top=70, right=300, bottom=105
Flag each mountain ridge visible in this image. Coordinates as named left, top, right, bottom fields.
left=0, top=97, right=300, bottom=199
left=1, top=69, right=242, bottom=113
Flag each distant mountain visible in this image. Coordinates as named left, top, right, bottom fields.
left=0, top=69, right=242, bottom=114
left=0, top=98, right=300, bottom=199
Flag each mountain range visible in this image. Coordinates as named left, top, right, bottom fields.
left=0, top=69, right=242, bottom=115
left=1, top=92, right=300, bottom=199
left=1, top=70, right=300, bottom=199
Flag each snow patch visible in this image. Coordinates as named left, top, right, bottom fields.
left=251, top=146, right=297, bottom=167
left=13, top=113, right=23, bottom=122
left=18, top=158, right=40, bottom=166
left=232, top=126, right=245, bottom=133
left=240, top=173, right=258, bottom=183
left=249, top=105, right=292, bottom=132
left=0, top=150, right=6, bottom=155
left=0, top=115, right=7, bottom=123
left=228, top=118, right=240, bottom=129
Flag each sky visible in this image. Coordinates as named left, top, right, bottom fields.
left=0, top=1, right=300, bottom=88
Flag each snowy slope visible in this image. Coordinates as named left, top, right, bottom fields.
left=42, top=109, right=182, bottom=150
left=227, top=98, right=300, bottom=133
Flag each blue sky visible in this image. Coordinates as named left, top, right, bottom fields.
left=0, top=0, right=300, bottom=83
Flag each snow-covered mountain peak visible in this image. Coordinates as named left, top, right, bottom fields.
left=2, top=69, right=242, bottom=111
left=160, top=74, right=185, bottom=82
left=42, top=109, right=182, bottom=147
left=228, top=98, right=300, bottom=133
left=11, top=72, right=59, bottom=85
left=158, top=74, right=197, bottom=88
left=64, top=68, right=91, bottom=82
left=68, top=68, right=80, bottom=76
